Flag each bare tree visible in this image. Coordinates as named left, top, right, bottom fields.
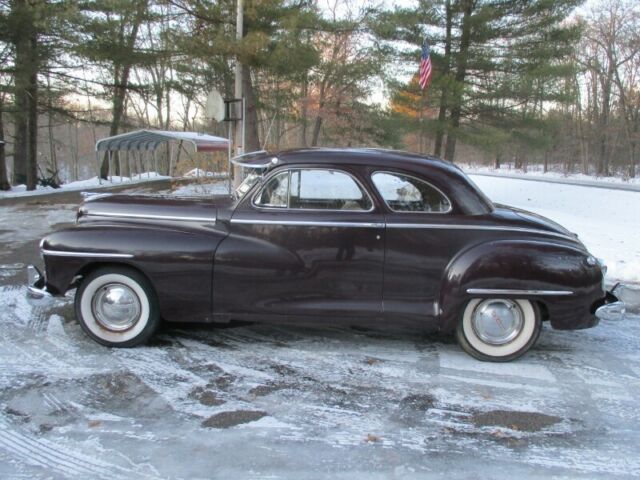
left=581, top=0, right=640, bottom=176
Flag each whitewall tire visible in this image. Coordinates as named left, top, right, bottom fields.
left=456, top=298, right=541, bottom=362
left=75, top=266, right=160, bottom=347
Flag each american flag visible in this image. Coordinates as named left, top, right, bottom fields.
left=419, top=38, right=432, bottom=90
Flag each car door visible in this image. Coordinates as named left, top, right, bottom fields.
left=371, top=170, right=458, bottom=325
left=213, top=165, right=385, bottom=320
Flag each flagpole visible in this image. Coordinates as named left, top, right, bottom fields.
left=419, top=88, right=424, bottom=154
left=418, top=36, right=432, bottom=155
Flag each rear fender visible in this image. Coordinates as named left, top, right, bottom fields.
left=41, top=223, right=228, bottom=322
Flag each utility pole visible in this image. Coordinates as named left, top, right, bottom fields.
left=234, top=0, right=244, bottom=157
left=232, top=0, right=244, bottom=188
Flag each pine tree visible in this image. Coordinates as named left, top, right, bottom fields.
left=374, top=0, right=581, bottom=162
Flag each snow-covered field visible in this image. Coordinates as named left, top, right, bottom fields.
left=0, top=176, right=639, bottom=479
left=463, top=164, right=640, bottom=189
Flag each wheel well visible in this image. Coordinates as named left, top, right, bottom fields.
left=535, top=300, right=550, bottom=321
left=74, top=262, right=153, bottom=291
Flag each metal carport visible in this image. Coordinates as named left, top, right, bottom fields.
left=95, top=129, right=230, bottom=184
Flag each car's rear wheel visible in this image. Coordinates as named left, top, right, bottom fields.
left=456, top=298, right=541, bottom=362
left=75, top=266, right=160, bottom=347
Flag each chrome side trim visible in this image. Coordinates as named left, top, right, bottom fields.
left=231, top=219, right=384, bottom=229
left=85, top=211, right=216, bottom=223
left=387, top=223, right=574, bottom=241
left=466, top=288, right=574, bottom=296
left=42, top=249, right=134, bottom=259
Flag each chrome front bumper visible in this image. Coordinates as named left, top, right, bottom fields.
left=26, top=265, right=54, bottom=307
left=595, top=283, right=626, bottom=321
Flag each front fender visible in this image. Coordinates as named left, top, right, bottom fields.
left=438, top=239, right=604, bottom=332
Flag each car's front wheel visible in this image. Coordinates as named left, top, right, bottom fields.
left=456, top=298, right=541, bottom=362
left=75, top=266, right=160, bottom=347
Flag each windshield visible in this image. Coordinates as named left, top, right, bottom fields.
left=234, top=168, right=262, bottom=200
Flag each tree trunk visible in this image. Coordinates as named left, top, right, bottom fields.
left=443, top=0, right=473, bottom=162
left=242, top=63, right=261, bottom=152
left=45, top=74, right=60, bottom=186
left=299, top=75, right=309, bottom=147
left=631, top=113, right=639, bottom=178
left=515, top=149, right=523, bottom=169
left=12, top=99, right=27, bottom=185
left=100, top=68, right=131, bottom=178
left=575, top=89, right=589, bottom=175
left=311, top=80, right=327, bottom=147
left=67, top=121, right=79, bottom=181
left=10, top=0, right=40, bottom=190
left=0, top=107, right=10, bottom=191
left=433, top=0, right=452, bottom=158
left=11, top=0, right=34, bottom=186
left=26, top=28, right=38, bottom=191
left=311, top=115, right=323, bottom=147
left=597, top=53, right=615, bottom=176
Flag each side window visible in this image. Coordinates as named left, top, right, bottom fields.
left=289, top=169, right=372, bottom=211
left=254, top=171, right=289, bottom=208
left=372, top=172, right=451, bottom=213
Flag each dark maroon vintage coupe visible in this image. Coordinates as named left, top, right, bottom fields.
left=27, top=148, right=617, bottom=361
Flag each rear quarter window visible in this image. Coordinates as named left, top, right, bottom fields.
left=372, top=172, right=451, bottom=213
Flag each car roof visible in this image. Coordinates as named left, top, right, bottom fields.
left=233, top=147, right=494, bottom=215
left=235, top=147, right=462, bottom=174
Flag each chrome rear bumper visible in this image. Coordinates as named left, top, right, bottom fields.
left=26, top=265, right=54, bottom=307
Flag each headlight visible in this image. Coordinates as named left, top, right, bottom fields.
left=594, top=257, right=607, bottom=291
left=585, top=255, right=597, bottom=267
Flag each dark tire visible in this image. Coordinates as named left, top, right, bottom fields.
left=456, top=298, right=541, bottom=362
left=74, top=266, right=160, bottom=347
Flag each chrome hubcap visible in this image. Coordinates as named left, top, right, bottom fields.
left=471, top=299, right=524, bottom=345
left=92, top=283, right=141, bottom=332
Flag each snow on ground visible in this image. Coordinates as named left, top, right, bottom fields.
left=0, top=203, right=77, bottom=245
left=0, top=283, right=638, bottom=479
left=0, top=177, right=639, bottom=478
left=183, top=168, right=228, bottom=179
left=463, top=164, right=640, bottom=188
left=469, top=174, right=640, bottom=284
left=167, top=180, right=232, bottom=197
left=0, top=173, right=169, bottom=199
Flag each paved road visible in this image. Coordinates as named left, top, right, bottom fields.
left=468, top=171, right=640, bottom=192
left=1, top=183, right=639, bottom=479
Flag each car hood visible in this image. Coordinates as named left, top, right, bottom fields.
left=492, top=203, right=579, bottom=240
left=77, top=193, right=232, bottom=224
